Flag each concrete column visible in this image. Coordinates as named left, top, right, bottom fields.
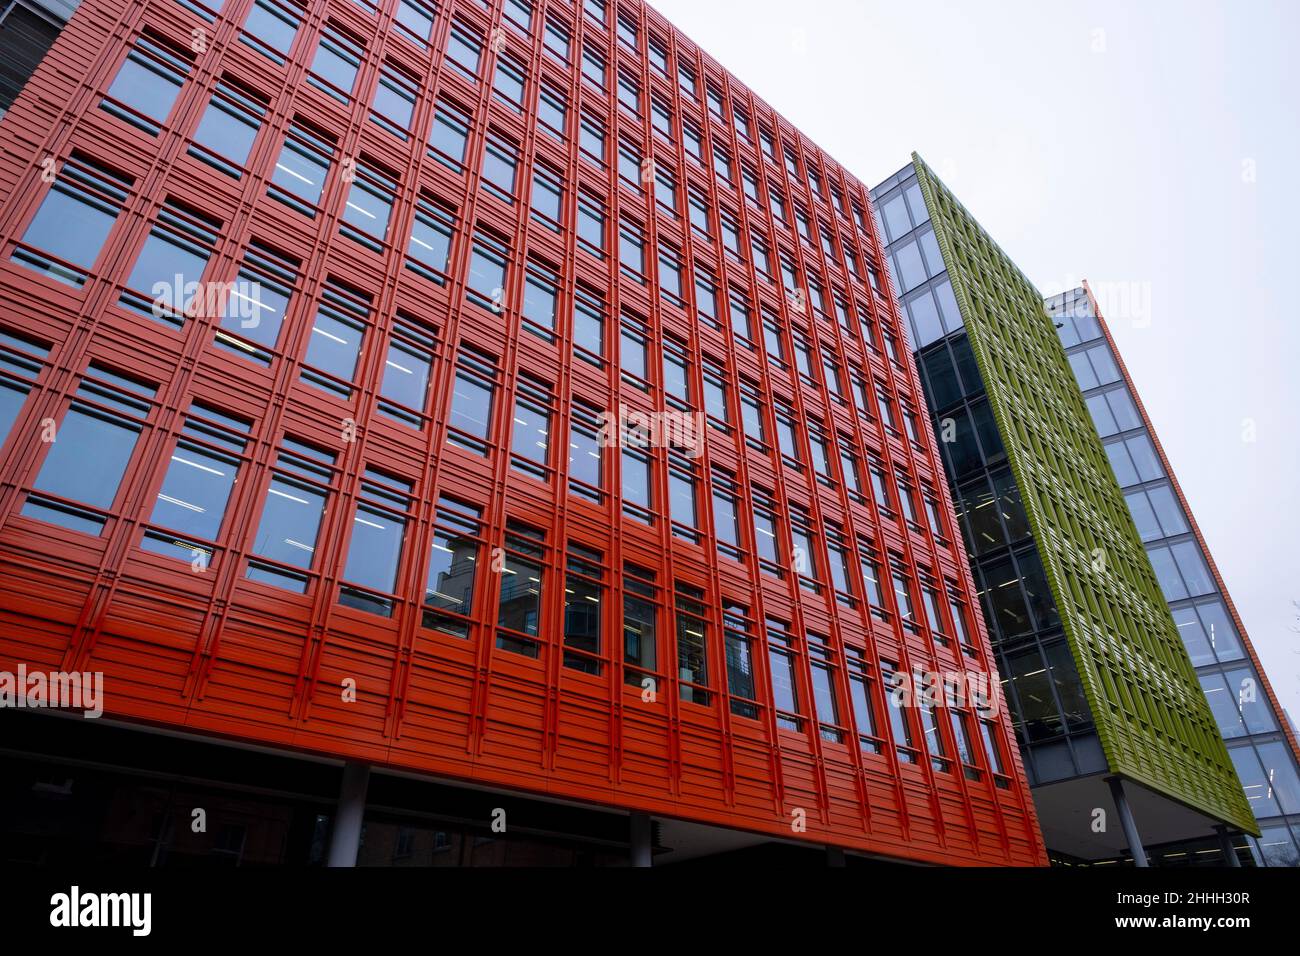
left=1107, top=776, right=1149, bottom=868
left=326, top=761, right=370, bottom=868
left=629, top=812, right=653, bottom=867
left=827, top=847, right=847, bottom=867
left=1215, top=826, right=1243, bottom=867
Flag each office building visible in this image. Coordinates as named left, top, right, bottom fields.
left=1048, top=283, right=1300, bottom=865
left=0, top=2, right=1044, bottom=865
left=873, top=154, right=1257, bottom=865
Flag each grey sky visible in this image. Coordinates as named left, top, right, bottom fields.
left=649, top=0, right=1300, bottom=719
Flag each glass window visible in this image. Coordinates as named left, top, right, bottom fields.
left=213, top=241, right=297, bottom=361
left=530, top=166, right=562, bottom=230
left=581, top=44, right=605, bottom=89
left=407, top=195, right=455, bottom=283
left=658, top=248, right=682, bottom=302
left=103, top=35, right=191, bottom=134
left=241, top=0, right=302, bottom=64
left=724, top=605, right=757, bottom=719
left=1171, top=540, right=1214, bottom=596
left=493, top=56, right=526, bottom=111
left=120, top=200, right=219, bottom=325
left=378, top=314, right=436, bottom=424
left=466, top=232, right=507, bottom=309
left=621, top=448, right=651, bottom=517
left=907, top=290, right=943, bottom=348
left=307, top=24, right=363, bottom=101
left=543, top=19, right=570, bottom=61
left=446, top=348, right=497, bottom=453
left=521, top=263, right=558, bottom=336
left=668, top=468, right=696, bottom=530
left=497, top=524, right=545, bottom=644
left=1257, top=743, right=1300, bottom=815
left=14, top=157, right=132, bottom=287
left=423, top=497, right=481, bottom=636
left=980, top=721, right=1006, bottom=776
left=481, top=137, right=518, bottom=203
left=573, top=287, right=605, bottom=359
left=1231, top=744, right=1300, bottom=818
left=394, top=0, right=436, bottom=46
left=712, top=478, right=739, bottom=553
left=446, top=23, right=483, bottom=80
left=577, top=196, right=605, bottom=257
left=623, top=566, right=658, bottom=683
left=1068, top=351, right=1099, bottom=391
left=1172, top=600, right=1243, bottom=666
left=269, top=122, right=333, bottom=214
left=881, top=663, right=915, bottom=759
left=1146, top=484, right=1187, bottom=537
left=579, top=114, right=605, bottom=165
left=340, top=470, right=413, bottom=616
left=246, top=439, right=336, bottom=591
left=752, top=503, right=780, bottom=568
left=983, top=556, right=1030, bottom=638
left=892, top=240, right=926, bottom=292
left=568, top=405, right=603, bottom=497
left=372, top=64, right=418, bottom=136
left=510, top=377, right=552, bottom=477
left=538, top=85, right=567, bottom=138
left=675, top=584, right=710, bottom=705
left=1125, top=489, right=1162, bottom=542
left=1104, top=439, right=1139, bottom=487
left=429, top=103, right=470, bottom=171
left=920, top=703, right=949, bottom=771
left=190, top=80, right=266, bottom=176
left=767, top=626, right=800, bottom=729
left=23, top=366, right=155, bottom=535
left=340, top=163, right=395, bottom=248
left=140, top=405, right=249, bottom=562
left=563, top=544, right=605, bottom=673
left=301, top=281, right=370, bottom=395
left=810, top=642, right=841, bottom=740
left=0, top=332, right=48, bottom=450
left=847, top=653, right=880, bottom=752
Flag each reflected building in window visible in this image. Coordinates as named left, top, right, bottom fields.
left=1047, top=284, right=1300, bottom=866
left=874, top=155, right=1260, bottom=866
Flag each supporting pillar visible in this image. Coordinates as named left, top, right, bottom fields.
left=1214, top=826, right=1243, bottom=867
left=326, top=761, right=370, bottom=868
left=1107, top=776, right=1149, bottom=868
left=827, top=846, right=847, bottom=867
left=629, top=812, right=653, bottom=867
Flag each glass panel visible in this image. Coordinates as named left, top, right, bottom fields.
left=343, top=505, right=404, bottom=595
left=448, top=373, right=493, bottom=441
left=251, top=476, right=325, bottom=569
left=30, top=408, right=139, bottom=512
left=1007, top=647, right=1059, bottom=742
left=1146, top=484, right=1188, bottom=537
left=498, top=555, right=542, bottom=635
left=381, top=339, right=431, bottom=413
left=146, top=440, right=237, bottom=545
left=304, top=307, right=364, bottom=385
left=425, top=531, right=477, bottom=617
left=1171, top=540, right=1214, bottom=597
left=907, top=291, right=943, bottom=348
left=20, top=184, right=119, bottom=281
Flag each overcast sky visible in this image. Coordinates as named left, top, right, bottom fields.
left=649, top=0, right=1300, bottom=721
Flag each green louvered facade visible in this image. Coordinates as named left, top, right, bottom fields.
left=910, top=154, right=1257, bottom=835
